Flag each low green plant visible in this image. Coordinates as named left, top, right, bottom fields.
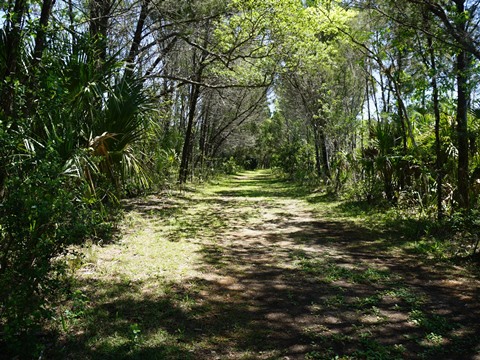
left=59, top=290, right=89, bottom=332
left=411, top=209, right=480, bottom=259
left=424, top=332, right=444, bottom=345
left=408, top=309, right=455, bottom=334
left=130, top=323, right=142, bottom=346
left=354, top=337, right=404, bottom=360
left=0, top=148, right=109, bottom=357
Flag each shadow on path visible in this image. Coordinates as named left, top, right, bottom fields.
left=62, top=171, right=480, bottom=360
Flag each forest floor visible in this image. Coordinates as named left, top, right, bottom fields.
left=58, top=170, right=480, bottom=359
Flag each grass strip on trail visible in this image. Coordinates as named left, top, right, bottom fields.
left=56, top=170, right=480, bottom=360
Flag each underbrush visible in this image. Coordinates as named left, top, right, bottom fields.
left=306, top=185, right=480, bottom=262
left=409, top=210, right=480, bottom=260
left=0, top=150, right=118, bottom=358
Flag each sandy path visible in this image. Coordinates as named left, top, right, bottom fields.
left=71, top=170, right=480, bottom=360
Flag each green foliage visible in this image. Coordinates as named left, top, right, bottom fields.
left=0, top=147, right=110, bottom=357
left=273, top=140, right=316, bottom=182
left=417, top=209, right=480, bottom=258
left=129, top=323, right=143, bottom=346
left=92, top=76, right=154, bottom=191
left=5, top=0, right=480, bottom=354
left=59, top=290, right=90, bottom=333
left=222, top=157, right=241, bottom=175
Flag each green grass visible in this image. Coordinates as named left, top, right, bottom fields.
left=295, top=257, right=392, bottom=284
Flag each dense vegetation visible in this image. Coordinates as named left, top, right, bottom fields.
left=2, top=0, right=480, bottom=357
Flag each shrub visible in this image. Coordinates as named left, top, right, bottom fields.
left=0, top=148, right=109, bottom=357
left=222, top=157, right=241, bottom=175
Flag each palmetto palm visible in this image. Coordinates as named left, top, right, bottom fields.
left=92, top=75, right=153, bottom=191
left=36, top=48, right=154, bottom=197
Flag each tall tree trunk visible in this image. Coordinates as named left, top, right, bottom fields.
left=27, top=0, right=55, bottom=126
left=386, top=65, right=416, bottom=149
left=67, top=0, right=78, bottom=54
left=198, top=97, right=211, bottom=174
left=32, top=0, right=55, bottom=65
left=177, top=20, right=211, bottom=184
left=179, top=81, right=201, bottom=184
left=455, top=0, right=470, bottom=210
left=427, top=34, right=444, bottom=220
left=124, top=0, right=150, bottom=78
left=313, top=124, right=323, bottom=178
left=313, top=121, right=330, bottom=179
left=456, top=50, right=470, bottom=209
left=320, top=130, right=330, bottom=179
left=365, top=71, right=372, bottom=130
left=89, top=0, right=111, bottom=66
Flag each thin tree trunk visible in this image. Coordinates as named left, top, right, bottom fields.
left=89, top=0, right=111, bottom=66
left=366, top=72, right=372, bottom=130
left=179, top=82, right=201, bottom=184
left=124, top=0, right=150, bottom=78
left=26, top=0, right=55, bottom=124
left=387, top=69, right=416, bottom=148
left=428, top=34, right=444, bottom=220
left=456, top=50, right=470, bottom=209
left=313, top=124, right=323, bottom=178
left=379, top=63, right=387, bottom=114
left=319, top=130, right=330, bottom=179
left=178, top=20, right=211, bottom=184
left=198, top=97, right=210, bottom=174
left=32, top=0, right=55, bottom=65
left=67, top=0, right=78, bottom=53
left=455, top=0, right=470, bottom=210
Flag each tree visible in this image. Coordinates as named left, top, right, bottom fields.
left=152, top=0, right=280, bottom=183
left=453, top=0, right=471, bottom=209
left=342, top=0, right=479, bottom=210
left=261, top=1, right=363, bottom=186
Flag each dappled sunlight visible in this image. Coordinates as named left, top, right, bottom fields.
left=61, top=170, right=480, bottom=359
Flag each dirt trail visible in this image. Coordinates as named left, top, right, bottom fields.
left=191, top=172, right=480, bottom=359
left=71, top=170, right=480, bottom=360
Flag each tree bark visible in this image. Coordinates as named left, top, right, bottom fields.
left=427, top=28, right=444, bottom=220
left=455, top=0, right=470, bottom=210
left=32, top=0, right=56, bottom=65
left=124, top=0, right=150, bottom=77
left=456, top=50, right=470, bottom=209
left=89, top=0, right=111, bottom=65
left=179, top=81, right=201, bottom=184
left=1, top=0, right=27, bottom=120
left=313, top=124, right=323, bottom=178
left=320, top=130, right=330, bottom=179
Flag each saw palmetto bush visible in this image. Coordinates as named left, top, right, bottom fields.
left=92, top=75, right=154, bottom=193
left=0, top=146, right=106, bottom=357
left=36, top=49, right=154, bottom=197
left=0, top=33, right=155, bottom=356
